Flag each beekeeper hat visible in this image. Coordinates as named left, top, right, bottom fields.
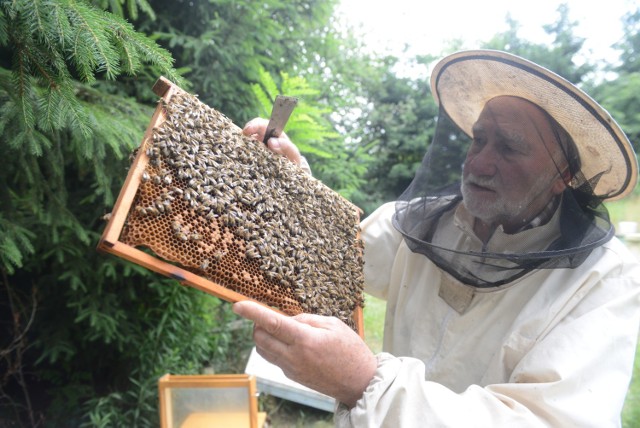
left=431, top=49, right=638, bottom=201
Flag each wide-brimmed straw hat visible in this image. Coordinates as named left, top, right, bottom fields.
left=431, top=49, right=638, bottom=201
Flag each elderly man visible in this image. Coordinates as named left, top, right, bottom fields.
left=234, top=50, right=640, bottom=427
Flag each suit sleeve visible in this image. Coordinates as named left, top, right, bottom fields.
left=360, top=202, right=405, bottom=301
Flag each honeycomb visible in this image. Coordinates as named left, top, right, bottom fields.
left=119, top=89, right=365, bottom=329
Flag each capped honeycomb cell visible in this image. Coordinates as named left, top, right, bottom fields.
left=98, top=77, right=365, bottom=333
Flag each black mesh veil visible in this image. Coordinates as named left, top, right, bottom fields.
left=393, top=109, right=614, bottom=288
left=392, top=50, right=637, bottom=288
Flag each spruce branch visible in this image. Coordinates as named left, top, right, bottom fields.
left=10, top=59, right=36, bottom=131
left=0, top=215, right=36, bottom=274
left=0, top=7, right=8, bottom=45
left=1, top=0, right=181, bottom=145
left=68, top=0, right=122, bottom=81
left=49, top=0, right=72, bottom=49
left=94, top=0, right=156, bottom=21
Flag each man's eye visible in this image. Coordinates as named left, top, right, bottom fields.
left=500, top=144, right=516, bottom=154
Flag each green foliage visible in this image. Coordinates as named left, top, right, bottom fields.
left=1, top=1, right=357, bottom=426
left=144, top=0, right=374, bottom=201
left=0, top=1, right=222, bottom=426
left=592, top=8, right=640, bottom=154
left=92, top=0, right=156, bottom=21
left=483, top=4, right=593, bottom=83
left=251, top=66, right=368, bottom=198
left=615, top=9, right=640, bottom=75
left=0, top=0, right=180, bottom=280
left=252, top=66, right=335, bottom=159
left=0, top=213, right=35, bottom=275
left=345, top=55, right=439, bottom=215
left=621, top=301, right=640, bottom=428
left=1, top=0, right=180, bottom=130
left=140, top=0, right=374, bottom=198
left=147, top=0, right=338, bottom=124
left=21, top=248, right=247, bottom=426
left=592, top=73, right=640, bottom=154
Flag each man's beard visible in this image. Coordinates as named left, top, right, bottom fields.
left=460, top=173, right=553, bottom=225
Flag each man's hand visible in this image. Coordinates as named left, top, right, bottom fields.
left=243, top=118, right=303, bottom=167
left=233, top=300, right=377, bottom=408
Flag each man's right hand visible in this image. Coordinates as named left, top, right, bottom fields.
left=243, top=117, right=305, bottom=169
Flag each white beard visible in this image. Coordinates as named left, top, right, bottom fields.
left=461, top=173, right=555, bottom=224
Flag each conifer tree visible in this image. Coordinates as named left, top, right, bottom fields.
left=0, top=1, right=228, bottom=426
left=0, top=0, right=181, bottom=274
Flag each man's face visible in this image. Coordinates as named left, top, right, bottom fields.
left=461, top=96, right=567, bottom=231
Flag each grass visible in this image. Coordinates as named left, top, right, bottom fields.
left=363, top=294, right=386, bottom=354
left=606, top=193, right=640, bottom=226
left=610, top=194, right=640, bottom=428
left=623, top=339, right=640, bottom=428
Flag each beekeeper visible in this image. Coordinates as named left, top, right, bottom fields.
left=235, top=50, right=640, bottom=427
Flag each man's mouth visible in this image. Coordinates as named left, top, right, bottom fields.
left=464, top=179, right=496, bottom=193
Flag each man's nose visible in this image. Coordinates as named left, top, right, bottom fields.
left=465, top=145, right=497, bottom=177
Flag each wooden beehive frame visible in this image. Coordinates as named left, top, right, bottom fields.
left=98, top=77, right=364, bottom=337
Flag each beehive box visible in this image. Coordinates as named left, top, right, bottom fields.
left=98, top=77, right=364, bottom=335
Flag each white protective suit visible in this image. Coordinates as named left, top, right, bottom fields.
left=335, top=202, right=640, bottom=427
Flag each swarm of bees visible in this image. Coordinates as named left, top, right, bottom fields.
left=120, top=91, right=365, bottom=329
